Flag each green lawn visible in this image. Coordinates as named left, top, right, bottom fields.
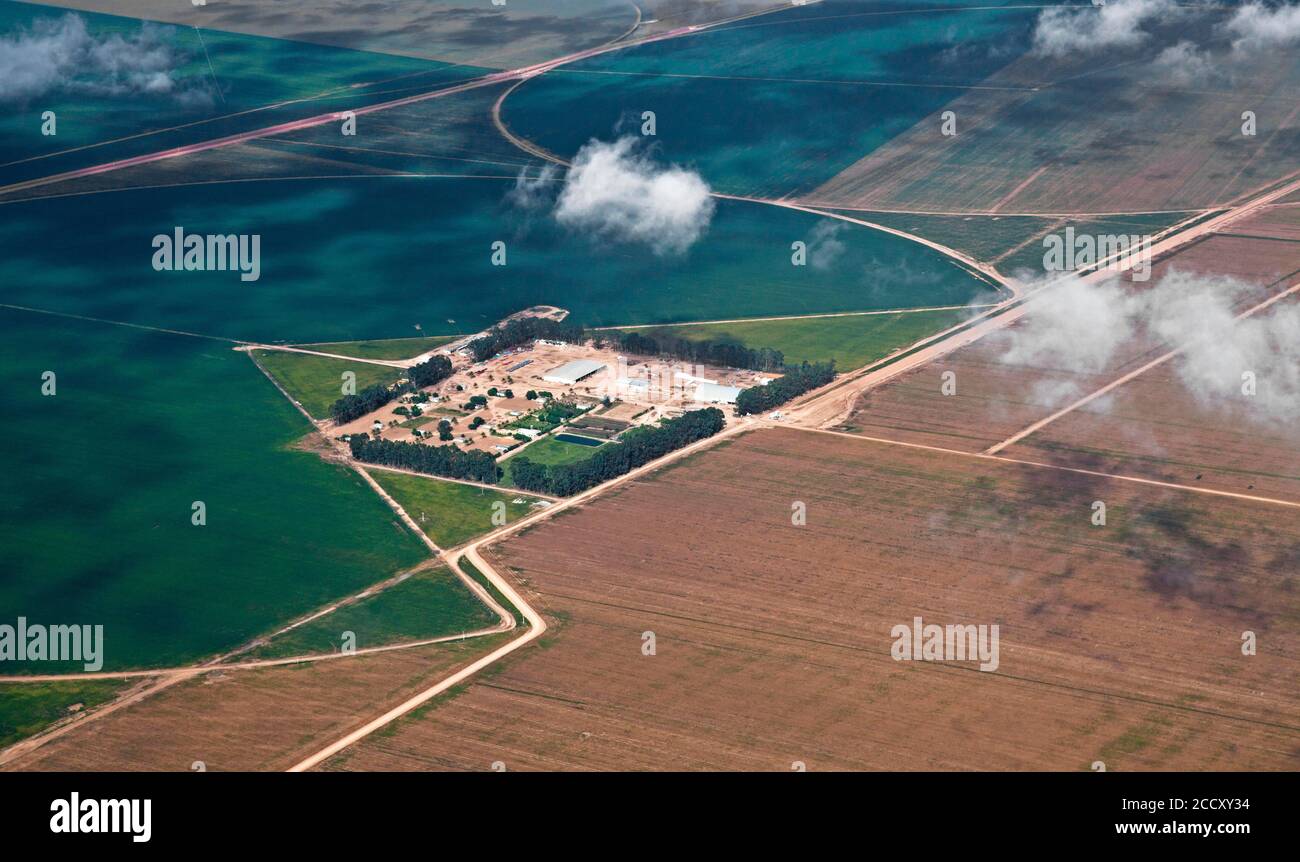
left=371, top=471, right=545, bottom=549
left=628, top=309, right=971, bottom=371
left=254, top=350, right=402, bottom=420
left=500, top=435, right=606, bottom=487
left=0, top=680, right=129, bottom=749
left=243, top=566, right=496, bottom=660
left=297, top=335, right=458, bottom=361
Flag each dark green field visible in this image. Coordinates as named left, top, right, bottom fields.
left=253, top=350, right=403, bottom=420
left=0, top=679, right=129, bottom=749
left=242, top=565, right=496, bottom=660
left=371, top=471, right=544, bottom=549
left=623, top=307, right=971, bottom=370
left=0, top=308, right=430, bottom=674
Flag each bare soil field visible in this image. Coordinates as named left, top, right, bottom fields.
left=5, top=637, right=507, bottom=771
left=1222, top=203, right=1300, bottom=243
left=319, top=429, right=1300, bottom=771
left=1001, top=362, right=1300, bottom=505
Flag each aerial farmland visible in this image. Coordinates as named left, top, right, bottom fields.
left=0, top=0, right=1297, bottom=828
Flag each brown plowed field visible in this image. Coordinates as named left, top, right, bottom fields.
left=320, top=429, right=1300, bottom=771
left=1002, top=361, right=1300, bottom=504
left=6, top=637, right=508, bottom=772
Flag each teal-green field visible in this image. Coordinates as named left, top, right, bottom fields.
left=0, top=308, right=429, bottom=673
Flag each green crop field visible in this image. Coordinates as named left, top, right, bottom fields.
left=0, top=679, right=130, bottom=749
left=253, top=350, right=403, bottom=420
left=295, top=335, right=458, bottom=362
left=626, top=308, right=973, bottom=371
left=0, top=308, right=429, bottom=674
left=371, top=470, right=545, bottom=549
left=243, top=565, right=496, bottom=660
left=0, top=178, right=993, bottom=343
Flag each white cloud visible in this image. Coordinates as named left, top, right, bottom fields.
left=994, top=277, right=1142, bottom=405
left=1225, top=1, right=1300, bottom=52
left=554, top=136, right=714, bottom=255
left=807, top=220, right=847, bottom=271
left=996, top=270, right=1300, bottom=427
left=1031, top=0, right=1178, bottom=57
left=0, top=14, right=209, bottom=106
left=1150, top=40, right=1218, bottom=86
left=506, top=163, right=559, bottom=210
left=1144, top=270, right=1300, bottom=425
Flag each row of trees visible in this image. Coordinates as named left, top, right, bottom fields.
left=509, top=408, right=726, bottom=496
left=735, top=362, right=836, bottom=415
left=329, top=355, right=454, bottom=424
left=330, top=384, right=393, bottom=424
left=602, top=330, right=786, bottom=372
left=348, top=435, right=499, bottom=484
left=467, top=316, right=585, bottom=362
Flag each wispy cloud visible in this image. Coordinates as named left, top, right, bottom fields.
left=995, top=270, right=1300, bottom=428
left=0, top=14, right=210, bottom=106
left=1030, top=0, right=1179, bottom=57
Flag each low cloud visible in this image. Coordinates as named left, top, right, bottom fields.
left=554, top=136, right=714, bottom=255
left=506, top=163, right=559, bottom=210
left=1030, top=0, right=1178, bottom=57
left=1226, top=1, right=1300, bottom=52
left=996, top=270, right=1300, bottom=427
left=807, top=220, right=847, bottom=271
left=1150, top=40, right=1219, bottom=86
left=0, top=14, right=209, bottom=106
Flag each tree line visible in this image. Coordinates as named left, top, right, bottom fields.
left=734, top=361, right=836, bottom=415
left=468, top=316, right=585, bottom=362
left=509, top=408, right=725, bottom=496
left=330, top=354, right=454, bottom=424
left=348, top=435, right=499, bottom=484
left=601, top=329, right=786, bottom=372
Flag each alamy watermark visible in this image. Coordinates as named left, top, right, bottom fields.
left=1043, top=226, right=1151, bottom=282
left=152, top=227, right=261, bottom=282
left=0, top=617, right=104, bottom=671
left=890, top=616, right=999, bottom=672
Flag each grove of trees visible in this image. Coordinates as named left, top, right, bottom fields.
left=734, top=362, right=836, bottom=415
left=468, top=316, right=585, bottom=362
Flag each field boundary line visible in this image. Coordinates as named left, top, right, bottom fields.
left=984, top=279, right=1300, bottom=455
left=592, top=304, right=995, bottom=331
left=785, top=424, right=1300, bottom=510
